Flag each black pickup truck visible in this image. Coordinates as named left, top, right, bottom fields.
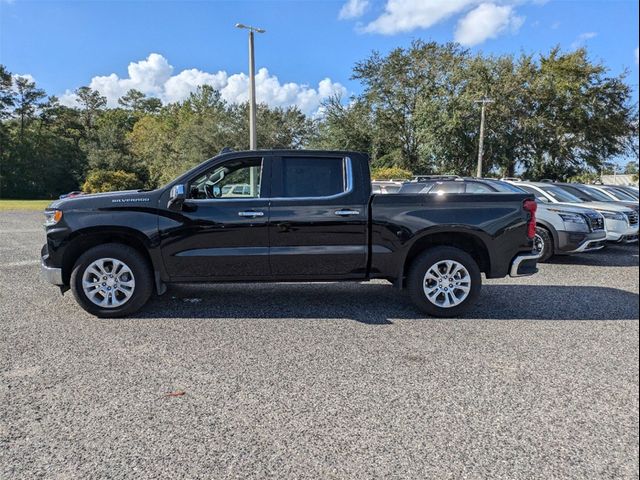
left=41, top=150, right=538, bottom=318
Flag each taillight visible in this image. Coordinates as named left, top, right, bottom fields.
left=523, top=199, right=537, bottom=239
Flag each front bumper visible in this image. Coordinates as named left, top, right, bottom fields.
left=509, top=252, right=539, bottom=277
left=619, top=234, right=639, bottom=243
left=557, top=230, right=607, bottom=254
left=41, top=245, right=64, bottom=285
left=604, top=219, right=638, bottom=242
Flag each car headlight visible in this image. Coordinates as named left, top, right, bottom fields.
left=44, top=209, right=63, bottom=226
left=598, top=210, right=626, bottom=221
left=558, top=213, right=587, bottom=224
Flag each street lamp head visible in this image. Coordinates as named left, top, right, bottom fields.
left=235, top=23, right=266, bottom=33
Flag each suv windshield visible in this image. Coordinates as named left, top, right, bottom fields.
left=581, top=186, right=618, bottom=202
left=539, top=185, right=583, bottom=203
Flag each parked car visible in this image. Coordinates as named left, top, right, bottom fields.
left=41, top=150, right=538, bottom=318
left=371, top=180, right=402, bottom=194
left=610, top=185, right=639, bottom=199
left=586, top=184, right=640, bottom=204
left=58, top=191, right=84, bottom=199
left=553, top=183, right=639, bottom=212
left=220, top=183, right=253, bottom=197
left=506, top=181, right=639, bottom=243
left=399, top=177, right=606, bottom=262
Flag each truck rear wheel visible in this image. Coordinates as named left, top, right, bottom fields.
left=407, top=247, right=481, bottom=317
left=70, top=243, right=153, bottom=318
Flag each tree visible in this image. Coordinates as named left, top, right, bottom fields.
left=82, top=170, right=142, bottom=193
left=75, top=86, right=106, bottom=130
left=311, top=95, right=374, bottom=154
left=118, top=89, right=162, bottom=114
left=0, top=65, right=15, bottom=119
left=370, top=166, right=413, bottom=180
left=624, top=161, right=638, bottom=175
left=13, top=76, right=46, bottom=137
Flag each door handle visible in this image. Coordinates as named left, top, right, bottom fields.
left=334, top=209, right=360, bottom=216
left=238, top=210, right=264, bottom=218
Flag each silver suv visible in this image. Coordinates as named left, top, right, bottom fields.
left=508, top=181, right=639, bottom=244
left=398, top=178, right=607, bottom=262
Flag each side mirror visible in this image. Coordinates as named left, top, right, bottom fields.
left=168, top=184, right=186, bottom=210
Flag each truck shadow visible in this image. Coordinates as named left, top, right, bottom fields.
left=140, top=282, right=639, bottom=324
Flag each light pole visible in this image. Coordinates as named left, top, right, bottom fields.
left=474, top=97, right=493, bottom=178
left=235, top=23, right=265, bottom=150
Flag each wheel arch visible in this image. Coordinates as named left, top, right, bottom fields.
left=400, top=231, right=491, bottom=288
left=61, top=227, right=162, bottom=292
left=535, top=220, right=558, bottom=249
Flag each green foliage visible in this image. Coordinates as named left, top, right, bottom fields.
left=82, top=170, right=142, bottom=193
left=370, top=166, right=413, bottom=180
left=0, top=43, right=637, bottom=199
left=624, top=161, right=639, bottom=175
left=568, top=171, right=600, bottom=184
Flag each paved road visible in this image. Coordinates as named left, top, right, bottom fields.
left=1, top=211, right=638, bottom=479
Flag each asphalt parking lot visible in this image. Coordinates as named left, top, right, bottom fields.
left=1, top=210, right=638, bottom=479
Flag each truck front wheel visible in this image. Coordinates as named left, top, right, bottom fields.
left=407, top=247, right=481, bottom=317
left=70, top=243, right=153, bottom=318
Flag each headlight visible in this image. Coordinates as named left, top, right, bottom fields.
left=558, top=213, right=587, bottom=224
left=598, top=210, right=626, bottom=221
left=44, top=210, right=63, bottom=226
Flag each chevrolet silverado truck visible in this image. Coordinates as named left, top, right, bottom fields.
left=41, top=150, right=538, bottom=318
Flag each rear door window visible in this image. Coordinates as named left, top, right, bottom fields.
left=278, top=157, right=346, bottom=198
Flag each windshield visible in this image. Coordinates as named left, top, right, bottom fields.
left=605, top=187, right=637, bottom=201
left=580, top=186, right=614, bottom=202
left=539, top=185, right=583, bottom=203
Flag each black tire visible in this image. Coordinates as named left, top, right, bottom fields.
left=70, top=243, right=153, bottom=318
left=534, top=226, right=554, bottom=263
left=407, top=246, right=481, bottom=318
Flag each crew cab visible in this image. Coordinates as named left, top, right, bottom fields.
left=41, top=150, right=538, bottom=318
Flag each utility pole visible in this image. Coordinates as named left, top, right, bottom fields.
left=235, top=23, right=265, bottom=150
left=475, top=97, right=493, bottom=178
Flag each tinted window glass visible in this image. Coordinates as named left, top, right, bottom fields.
left=429, top=182, right=465, bottom=194
left=485, top=180, right=526, bottom=193
left=579, top=186, right=614, bottom=202
left=519, top=185, right=548, bottom=202
left=555, top=185, right=592, bottom=201
left=280, top=157, right=345, bottom=198
left=399, top=182, right=435, bottom=193
left=539, top=186, right=583, bottom=203
left=465, top=182, right=495, bottom=193
left=607, top=187, right=637, bottom=201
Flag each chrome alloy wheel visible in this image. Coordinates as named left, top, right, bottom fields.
left=82, top=258, right=136, bottom=308
left=533, top=233, right=545, bottom=258
left=422, top=260, right=471, bottom=308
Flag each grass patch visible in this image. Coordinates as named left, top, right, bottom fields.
left=0, top=199, right=53, bottom=211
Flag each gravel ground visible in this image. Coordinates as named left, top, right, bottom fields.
left=1, top=211, right=638, bottom=479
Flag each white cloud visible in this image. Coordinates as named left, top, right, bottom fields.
left=363, top=0, right=478, bottom=35
left=13, top=73, right=36, bottom=84
left=58, top=53, right=347, bottom=116
left=338, top=0, right=369, bottom=20
left=454, top=3, right=524, bottom=47
left=571, top=32, right=597, bottom=49
left=357, top=0, right=545, bottom=45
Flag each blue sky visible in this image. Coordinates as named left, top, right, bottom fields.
left=1, top=0, right=638, bottom=115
